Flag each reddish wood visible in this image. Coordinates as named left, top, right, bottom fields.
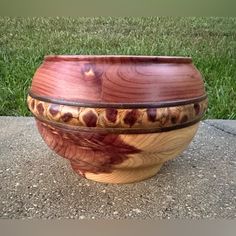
left=30, top=55, right=206, bottom=103
left=37, top=120, right=141, bottom=175
left=35, top=119, right=200, bottom=183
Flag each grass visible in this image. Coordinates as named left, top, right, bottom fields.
left=0, top=17, right=235, bottom=119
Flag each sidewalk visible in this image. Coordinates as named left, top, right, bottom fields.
left=0, top=117, right=235, bottom=219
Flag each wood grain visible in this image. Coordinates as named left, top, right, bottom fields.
left=30, top=55, right=206, bottom=104
left=36, top=120, right=199, bottom=184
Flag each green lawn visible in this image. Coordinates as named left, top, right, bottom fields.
left=0, top=17, right=235, bottom=119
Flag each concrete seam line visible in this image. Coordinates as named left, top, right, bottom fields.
left=203, top=121, right=236, bottom=137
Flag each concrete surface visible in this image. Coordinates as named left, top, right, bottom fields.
left=0, top=117, right=235, bottom=219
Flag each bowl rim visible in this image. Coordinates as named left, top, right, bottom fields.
left=44, top=55, right=193, bottom=63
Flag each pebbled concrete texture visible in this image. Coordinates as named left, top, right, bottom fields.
left=0, top=117, right=235, bottom=219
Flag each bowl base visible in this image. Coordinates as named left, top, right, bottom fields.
left=71, top=163, right=163, bottom=184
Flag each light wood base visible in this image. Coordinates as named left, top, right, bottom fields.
left=75, top=163, right=163, bottom=184
left=70, top=123, right=199, bottom=184
left=37, top=120, right=199, bottom=184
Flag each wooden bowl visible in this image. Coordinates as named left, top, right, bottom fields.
left=27, top=55, right=208, bottom=184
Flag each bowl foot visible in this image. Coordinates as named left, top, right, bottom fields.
left=71, top=163, right=163, bottom=184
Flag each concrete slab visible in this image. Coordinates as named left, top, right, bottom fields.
left=205, top=119, right=236, bottom=135
left=0, top=117, right=235, bottom=219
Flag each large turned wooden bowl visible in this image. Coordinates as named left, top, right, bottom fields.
left=27, top=55, right=208, bottom=184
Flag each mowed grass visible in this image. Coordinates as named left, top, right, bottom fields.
left=0, top=17, right=235, bottom=118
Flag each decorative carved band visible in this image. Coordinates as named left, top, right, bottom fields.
left=27, top=95, right=208, bottom=133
